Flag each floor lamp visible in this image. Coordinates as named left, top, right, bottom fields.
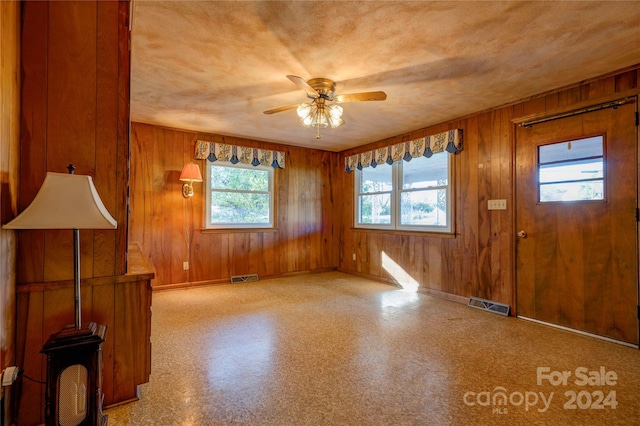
left=3, top=166, right=117, bottom=426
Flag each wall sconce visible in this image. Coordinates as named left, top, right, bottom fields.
left=179, top=162, right=202, bottom=198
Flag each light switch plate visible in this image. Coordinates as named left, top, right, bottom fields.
left=488, top=199, right=507, bottom=210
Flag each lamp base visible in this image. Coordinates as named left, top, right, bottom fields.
left=182, top=183, right=194, bottom=198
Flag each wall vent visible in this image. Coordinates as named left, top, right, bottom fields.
left=230, top=274, right=259, bottom=284
left=468, top=297, right=510, bottom=316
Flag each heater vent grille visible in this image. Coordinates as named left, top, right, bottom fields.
left=468, top=297, right=510, bottom=316
left=58, top=364, right=88, bottom=426
left=231, top=274, right=259, bottom=284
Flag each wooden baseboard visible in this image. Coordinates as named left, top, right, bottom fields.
left=416, top=286, right=469, bottom=305
left=152, top=268, right=339, bottom=292
left=104, top=395, right=140, bottom=409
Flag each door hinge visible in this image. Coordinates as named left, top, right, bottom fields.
left=636, top=208, right=639, bottom=222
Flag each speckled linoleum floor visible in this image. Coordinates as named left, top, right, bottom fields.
left=104, top=271, right=640, bottom=426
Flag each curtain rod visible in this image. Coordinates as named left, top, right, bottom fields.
left=519, top=96, right=636, bottom=128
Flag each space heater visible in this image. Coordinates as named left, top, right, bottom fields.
left=41, top=323, right=107, bottom=426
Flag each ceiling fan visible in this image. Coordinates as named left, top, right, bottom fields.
left=263, top=75, right=387, bottom=138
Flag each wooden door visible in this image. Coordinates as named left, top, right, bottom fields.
left=515, top=102, right=638, bottom=345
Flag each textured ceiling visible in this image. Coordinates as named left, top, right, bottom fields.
left=130, top=1, right=640, bottom=152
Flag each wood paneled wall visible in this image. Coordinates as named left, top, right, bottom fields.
left=131, top=66, right=639, bottom=303
left=18, top=0, right=129, bottom=284
left=129, top=122, right=341, bottom=289
left=339, top=66, right=640, bottom=311
left=0, top=1, right=20, bottom=424
left=16, top=2, right=136, bottom=425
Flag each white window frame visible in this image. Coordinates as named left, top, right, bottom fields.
left=205, top=161, right=275, bottom=229
left=354, top=153, right=453, bottom=233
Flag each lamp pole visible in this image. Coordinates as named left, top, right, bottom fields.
left=73, top=228, right=82, bottom=329
left=66, top=164, right=83, bottom=329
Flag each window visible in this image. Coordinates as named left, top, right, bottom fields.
left=354, top=151, right=452, bottom=233
left=538, top=136, right=604, bottom=203
left=205, top=161, right=274, bottom=228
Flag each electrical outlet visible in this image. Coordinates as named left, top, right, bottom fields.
left=183, top=261, right=189, bottom=270
left=352, top=253, right=356, bottom=261
left=488, top=199, right=507, bottom=210
left=1, top=366, right=19, bottom=386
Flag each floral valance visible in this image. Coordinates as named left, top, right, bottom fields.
left=344, top=129, right=462, bottom=172
left=195, top=140, right=286, bottom=169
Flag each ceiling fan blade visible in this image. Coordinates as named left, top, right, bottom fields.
left=287, top=75, right=319, bottom=98
left=334, top=91, right=387, bottom=103
left=263, top=103, right=300, bottom=115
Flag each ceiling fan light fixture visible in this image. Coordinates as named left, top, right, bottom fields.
left=314, top=108, right=329, bottom=128
left=265, top=75, right=386, bottom=137
left=299, top=104, right=332, bottom=129
left=298, top=104, right=315, bottom=127
left=326, top=104, right=344, bottom=128
left=327, top=104, right=343, bottom=119
left=300, top=114, right=314, bottom=127
left=328, top=115, right=344, bottom=129
left=296, top=102, right=312, bottom=119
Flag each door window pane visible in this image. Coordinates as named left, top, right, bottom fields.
left=538, top=136, right=604, bottom=202
left=540, top=181, right=604, bottom=202
left=539, top=159, right=603, bottom=183
left=539, top=136, right=602, bottom=163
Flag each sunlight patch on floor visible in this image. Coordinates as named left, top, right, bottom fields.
left=381, top=251, right=420, bottom=292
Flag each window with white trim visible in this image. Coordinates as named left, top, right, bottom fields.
left=354, top=151, right=452, bottom=233
left=205, top=161, right=274, bottom=229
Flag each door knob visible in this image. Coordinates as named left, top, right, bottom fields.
left=517, top=230, right=527, bottom=238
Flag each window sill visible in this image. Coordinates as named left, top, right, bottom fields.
left=200, top=227, right=278, bottom=234
left=350, top=227, right=456, bottom=239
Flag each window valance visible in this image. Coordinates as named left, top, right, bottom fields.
left=195, top=140, right=286, bottom=169
left=344, top=129, right=462, bottom=172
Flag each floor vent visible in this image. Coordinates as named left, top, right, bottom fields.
left=230, top=274, right=259, bottom=284
left=468, top=297, right=510, bottom=316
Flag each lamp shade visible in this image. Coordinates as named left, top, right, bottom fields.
left=179, top=163, right=203, bottom=182
left=3, top=172, right=117, bottom=230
